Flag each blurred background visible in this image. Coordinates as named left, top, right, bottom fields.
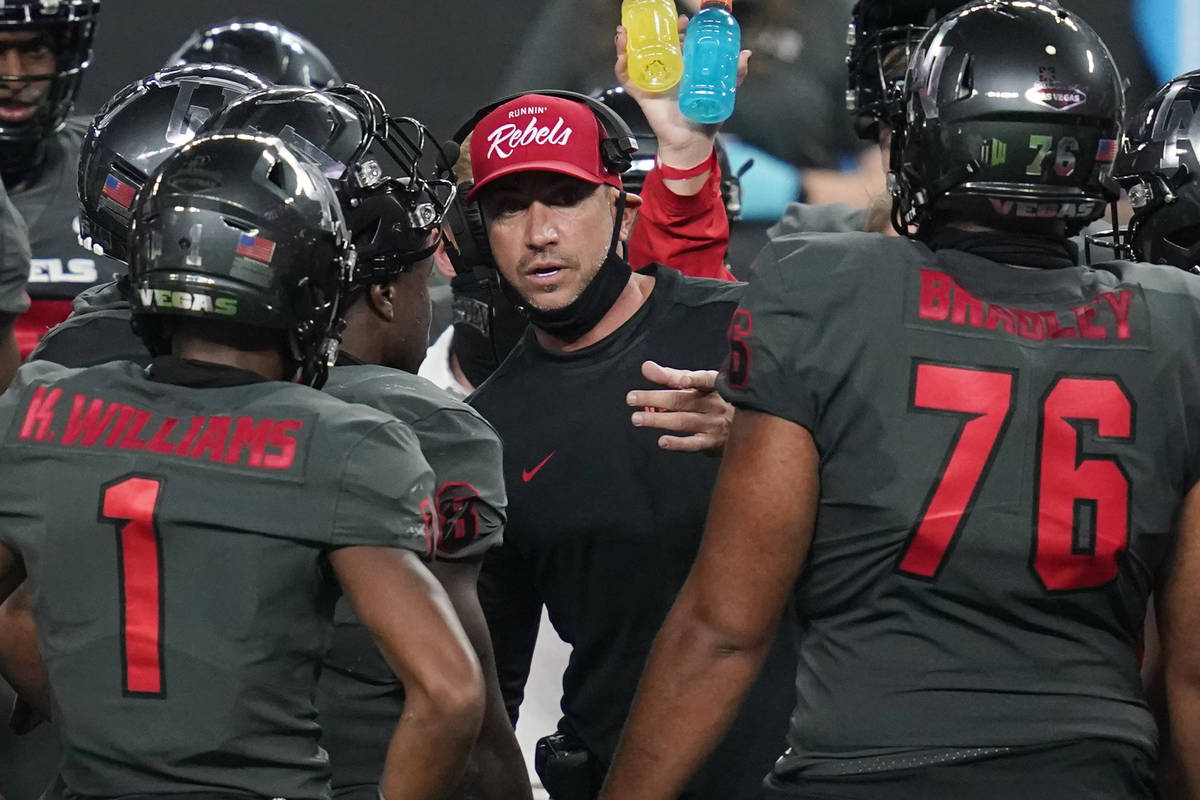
left=77, top=0, right=1174, bottom=149
left=75, top=0, right=1183, bottom=269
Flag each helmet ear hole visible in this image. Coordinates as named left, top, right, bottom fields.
left=266, top=159, right=288, bottom=190
left=955, top=56, right=975, bottom=102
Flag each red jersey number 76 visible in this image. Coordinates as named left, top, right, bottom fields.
left=898, top=361, right=1132, bottom=592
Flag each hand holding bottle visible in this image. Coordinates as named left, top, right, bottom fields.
left=615, top=16, right=750, bottom=193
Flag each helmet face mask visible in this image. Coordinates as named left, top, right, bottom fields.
left=197, top=85, right=457, bottom=288
left=1109, top=69, right=1200, bottom=271
left=77, top=63, right=269, bottom=262
left=129, top=133, right=355, bottom=387
left=0, top=0, right=97, bottom=174
left=846, top=0, right=965, bottom=141
left=888, top=1, right=1124, bottom=238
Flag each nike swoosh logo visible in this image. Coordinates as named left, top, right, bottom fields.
left=522, top=451, right=555, bottom=483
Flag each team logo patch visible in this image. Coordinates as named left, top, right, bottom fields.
left=1095, top=139, right=1118, bottom=163
left=1024, top=83, right=1087, bottom=111
left=101, top=173, right=136, bottom=209
left=235, top=233, right=276, bottom=264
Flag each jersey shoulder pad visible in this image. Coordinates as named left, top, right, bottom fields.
left=767, top=201, right=867, bottom=238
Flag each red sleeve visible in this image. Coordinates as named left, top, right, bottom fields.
left=627, top=159, right=735, bottom=282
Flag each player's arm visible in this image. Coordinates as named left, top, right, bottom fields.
left=0, top=581, right=50, bottom=727
left=1160, top=478, right=1200, bottom=798
left=428, top=557, right=533, bottom=800
left=331, top=546, right=485, bottom=800
left=477, top=540, right=544, bottom=727
left=598, top=408, right=818, bottom=800
left=0, top=314, right=19, bottom=390
left=616, top=20, right=747, bottom=280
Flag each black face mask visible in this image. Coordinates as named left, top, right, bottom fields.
left=498, top=192, right=632, bottom=344
left=449, top=266, right=528, bottom=388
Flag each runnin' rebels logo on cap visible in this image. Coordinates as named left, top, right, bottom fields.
left=485, top=105, right=574, bottom=160
left=467, top=94, right=623, bottom=200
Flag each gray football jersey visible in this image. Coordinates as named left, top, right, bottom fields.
left=12, top=120, right=110, bottom=299
left=721, top=232, right=1200, bottom=772
left=318, top=363, right=507, bottom=789
left=0, top=359, right=435, bottom=798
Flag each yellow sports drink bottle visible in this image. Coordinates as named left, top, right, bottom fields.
left=622, top=0, right=683, bottom=92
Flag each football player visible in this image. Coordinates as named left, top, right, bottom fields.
left=0, top=132, right=484, bottom=798
left=198, top=85, right=531, bottom=800
left=31, top=83, right=532, bottom=799
left=1106, top=68, right=1200, bottom=797
left=0, top=0, right=101, bottom=356
left=166, top=18, right=341, bottom=90
left=1107, top=68, right=1200, bottom=273
left=600, top=4, right=1196, bottom=799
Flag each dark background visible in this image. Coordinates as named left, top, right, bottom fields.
left=76, top=0, right=1156, bottom=145
left=75, top=1, right=557, bottom=141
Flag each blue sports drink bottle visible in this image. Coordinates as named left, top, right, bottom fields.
left=678, top=0, right=741, bottom=124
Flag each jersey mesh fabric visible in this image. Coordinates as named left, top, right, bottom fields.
left=720, top=232, right=1200, bottom=777
left=0, top=359, right=434, bottom=798
left=318, top=363, right=506, bottom=791
left=13, top=120, right=119, bottom=355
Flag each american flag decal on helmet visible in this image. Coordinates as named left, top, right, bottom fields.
left=1096, top=139, right=1118, bottom=164
left=235, top=233, right=276, bottom=264
left=102, top=174, right=136, bottom=209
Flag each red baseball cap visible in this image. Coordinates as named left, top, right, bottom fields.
left=466, top=94, right=626, bottom=200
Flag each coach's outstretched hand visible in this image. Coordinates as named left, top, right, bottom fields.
left=627, top=360, right=733, bottom=453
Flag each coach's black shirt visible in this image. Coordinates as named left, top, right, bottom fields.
left=471, top=264, right=795, bottom=798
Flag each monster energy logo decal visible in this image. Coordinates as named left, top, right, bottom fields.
left=981, top=138, right=1008, bottom=167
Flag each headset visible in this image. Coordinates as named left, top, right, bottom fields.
left=445, top=89, right=638, bottom=271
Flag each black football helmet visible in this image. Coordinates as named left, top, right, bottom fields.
left=890, top=1, right=1124, bottom=237
left=1105, top=69, right=1200, bottom=271
left=166, top=19, right=340, bottom=90
left=128, top=133, right=354, bottom=387
left=845, top=0, right=966, bottom=141
left=78, top=63, right=269, bottom=262
left=593, top=85, right=742, bottom=220
left=196, top=84, right=456, bottom=287
left=0, top=0, right=98, bottom=176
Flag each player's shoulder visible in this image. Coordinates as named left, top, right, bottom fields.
left=767, top=202, right=867, bottom=238
left=1091, top=259, right=1200, bottom=334
left=326, top=363, right=495, bottom=431
left=61, top=116, right=88, bottom=149
left=241, top=378, right=399, bottom=431
left=4, top=358, right=84, bottom=393
left=753, top=231, right=922, bottom=291
left=1092, top=258, right=1200, bottom=295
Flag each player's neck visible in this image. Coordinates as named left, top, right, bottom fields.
left=534, top=272, right=656, bottom=353
left=172, top=338, right=287, bottom=381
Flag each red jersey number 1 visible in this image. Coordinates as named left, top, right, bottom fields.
left=100, top=476, right=165, bottom=697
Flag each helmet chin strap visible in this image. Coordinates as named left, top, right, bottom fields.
left=501, top=191, right=632, bottom=344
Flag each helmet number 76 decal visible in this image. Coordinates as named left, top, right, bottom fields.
left=898, top=362, right=1131, bottom=592
left=1026, top=134, right=1078, bottom=178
